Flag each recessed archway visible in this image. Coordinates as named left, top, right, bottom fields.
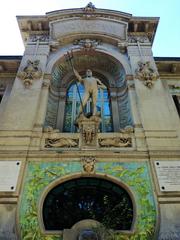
left=44, top=50, right=133, bottom=131
left=42, top=176, right=134, bottom=231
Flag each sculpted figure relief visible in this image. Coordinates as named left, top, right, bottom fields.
left=83, top=125, right=96, bottom=144
left=17, top=59, right=42, bottom=88
left=84, top=2, right=96, bottom=12
left=45, top=138, right=78, bottom=148
left=82, top=156, right=96, bottom=173
left=99, top=137, right=131, bottom=147
left=73, top=68, right=106, bottom=116
left=135, top=61, right=159, bottom=88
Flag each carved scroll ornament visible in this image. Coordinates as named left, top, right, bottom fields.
left=135, top=61, right=159, bottom=88
left=17, top=60, right=42, bottom=88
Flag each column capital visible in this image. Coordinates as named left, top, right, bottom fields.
left=42, top=79, right=51, bottom=89
left=43, top=73, right=52, bottom=81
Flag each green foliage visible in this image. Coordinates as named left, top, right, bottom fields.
left=20, top=164, right=67, bottom=240
left=20, top=162, right=156, bottom=240
left=101, top=164, right=156, bottom=240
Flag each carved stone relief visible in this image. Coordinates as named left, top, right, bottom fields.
left=45, top=137, right=78, bottom=148
left=17, top=60, right=42, bottom=88
left=76, top=114, right=101, bottom=147
left=99, top=137, right=132, bottom=147
left=135, top=61, right=159, bottom=88
left=81, top=156, right=96, bottom=173
left=74, top=39, right=101, bottom=50
left=83, top=2, right=96, bottom=12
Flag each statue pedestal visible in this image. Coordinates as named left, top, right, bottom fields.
left=76, top=114, right=101, bottom=149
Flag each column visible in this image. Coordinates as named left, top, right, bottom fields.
left=110, top=88, right=120, bottom=132
left=56, top=88, right=66, bottom=131
left=33, top=75, right=51, bottom=130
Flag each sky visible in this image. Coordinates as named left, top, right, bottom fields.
left=0, top=0, right=179, bottom=57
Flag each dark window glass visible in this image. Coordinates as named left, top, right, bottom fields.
left=173, top=95, right=180, bottom=117
left=0, top=95, right=2, bottom=103
left=43, top=177, right=133, bottom=231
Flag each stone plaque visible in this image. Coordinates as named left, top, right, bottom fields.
left=155, top=161, right=180, bottom=192
left=51, top=19, right=127, bottom=40
left=0, top=161, right=21, bottom=192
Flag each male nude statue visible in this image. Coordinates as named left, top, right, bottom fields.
left=73, top=68, right=106, bottom=116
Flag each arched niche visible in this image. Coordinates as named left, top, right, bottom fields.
left=40, top=174, right=135, bottom=232
left=44, top=51, right=133, bottom=131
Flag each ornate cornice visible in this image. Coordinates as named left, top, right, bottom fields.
left=17, top=4, right=158, bottom=45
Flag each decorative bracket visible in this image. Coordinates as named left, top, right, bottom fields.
left=117, top=41, right=128, bottom=53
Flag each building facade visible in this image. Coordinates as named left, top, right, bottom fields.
left=0, top=3, right=180, bottom=240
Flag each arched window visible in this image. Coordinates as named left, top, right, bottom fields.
left=63, top=83, right=113, bottom=132
left=43, top=177, right=133, bottom=231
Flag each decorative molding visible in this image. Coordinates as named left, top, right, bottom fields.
left=29, top=34, right=49, bottom=43
left=45, top=137, right=78, bottom=148
left=73, top=39, right=101, bottom=50
left=17, top=60, right=42, bottom=88
left=135, top=61, right=159, bottom=88
left=128, top=34, right=150, bottom=44
left=81, top=156, right=96, bottom=173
